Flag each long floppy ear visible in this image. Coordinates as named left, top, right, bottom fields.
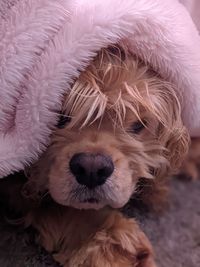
left=155, top=84, right=190, bottom=178
left=135, top=84, right=190, bottom=212
left=164, top=123, right=190, bottom=171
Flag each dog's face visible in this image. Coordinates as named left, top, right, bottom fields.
left=29, top=47, right=189, bottom=210
left=47, top=111, right=160, bottom=210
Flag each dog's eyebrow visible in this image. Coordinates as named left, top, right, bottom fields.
left=107, top=45, right=126, bottom=61
left=57, top=113, right=72, bottom=129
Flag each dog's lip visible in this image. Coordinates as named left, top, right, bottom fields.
left=81, top=197, right=99, bottom=203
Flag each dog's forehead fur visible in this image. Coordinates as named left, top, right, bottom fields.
left=60, top=47, right=180, bottom=132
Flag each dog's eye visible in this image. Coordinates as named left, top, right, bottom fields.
left=57, top=114, right=71, bottom=129
left=131, top=120, right=147, bottom=134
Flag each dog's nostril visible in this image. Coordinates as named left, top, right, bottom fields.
left=76, top=166, right=86, bottom=176
left=97, top=167, right=112, bottom=178
left=69, top=153, right=114, bottom=189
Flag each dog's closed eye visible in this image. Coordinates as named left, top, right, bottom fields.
left=131, top=120, right=147, bottom=134
left=57, top=114, right=72, bottom=129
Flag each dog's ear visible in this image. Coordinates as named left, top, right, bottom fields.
left=133, top=123, right=189, bottom=211
left=164, top=124, right=190, bottom=171
left=155, top=95, right=190, bottom=178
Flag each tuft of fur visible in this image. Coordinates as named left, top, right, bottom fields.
left=177, top=137, right=200, bottom=180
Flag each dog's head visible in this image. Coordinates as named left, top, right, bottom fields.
left=27, top=46, right=189, bottom=210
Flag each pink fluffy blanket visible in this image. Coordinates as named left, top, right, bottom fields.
left=1, top=0, right=200, bottom=178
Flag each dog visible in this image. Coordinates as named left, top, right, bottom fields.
left=0, top=45, right=190, bottom=266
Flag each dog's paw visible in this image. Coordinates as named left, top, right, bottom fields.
left=59, top=211, right=157, bottom=267
left=177, top=160, right=199, bottom=180
left=177, top=138, right=200, bottom=181
left=35, top=206, right=156, bottom=267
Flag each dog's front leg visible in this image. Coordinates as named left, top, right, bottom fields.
left=177, top=137, right=200, bottom=180
left=64, top=210, right=157, bottom=267
left=31, top=206, right=157, bottom=267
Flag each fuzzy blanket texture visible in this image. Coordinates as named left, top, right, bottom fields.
left=180, top=0, right=200, bottom=31
left=0, top=179, right=199, bottom=267
left=1, top=0, right=200, bottom=178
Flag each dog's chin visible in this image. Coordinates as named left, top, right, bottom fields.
left=51, top=195, right=107, bottom=210
left=51, top=194, right=129, bottom=210
left=69, top=200, right=106, bottom=210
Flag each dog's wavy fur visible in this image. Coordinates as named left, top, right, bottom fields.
left=0, top=46, right=190, bottom=266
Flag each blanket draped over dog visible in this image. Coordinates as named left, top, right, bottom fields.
left=1, top=0, right=200, bottom=178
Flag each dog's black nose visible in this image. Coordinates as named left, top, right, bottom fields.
left=69, top=153, right=114, bottom=189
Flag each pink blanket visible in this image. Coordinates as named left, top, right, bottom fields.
left=1, top=0, right=200, bottom=178
left=180, top=0, right=200, bottom=32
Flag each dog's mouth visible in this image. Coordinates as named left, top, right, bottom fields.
left=70, top=196, right=103, bottom=210
left=67, top=186, right=107, bottom=209
left=81, top=197, right=99, bottom=204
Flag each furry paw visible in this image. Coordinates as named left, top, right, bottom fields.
left=178, top=138, right=200, bottom=180
left=54, top=210, right=157, bottom=267
left=33, top=206, right=157, bottom=267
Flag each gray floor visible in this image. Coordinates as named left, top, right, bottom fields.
left=134, top=180, right=200, bottom=267
left=0, top=179, right=199, bottom=267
